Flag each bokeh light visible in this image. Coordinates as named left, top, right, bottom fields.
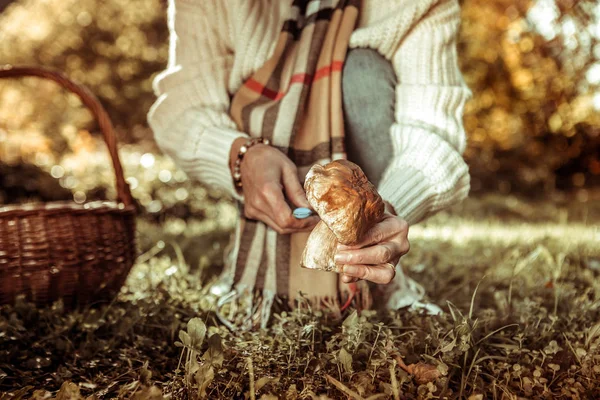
left=0, top=0, right=598, bottom=206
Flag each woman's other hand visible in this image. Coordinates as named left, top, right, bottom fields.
left=231, top=138, right=319, bottom=234
left=334, top=212, right=409, bottom=284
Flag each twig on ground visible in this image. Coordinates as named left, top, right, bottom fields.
left=325, top=374, right=364, bottom=400
left=247, top=357, right=256, bottom=400
left=390, top=361, right=400, bottom=400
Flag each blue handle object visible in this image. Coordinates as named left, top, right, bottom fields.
left=293, top=207, right=314, bottom=219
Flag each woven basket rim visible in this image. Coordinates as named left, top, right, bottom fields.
left=0, top=200, right=136, bottom=216
left=0, top=66, right=137, bottom=309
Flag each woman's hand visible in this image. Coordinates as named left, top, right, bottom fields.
left=334, top=212, right=409, bottom=285
left=231, top=138, right=319, bottom=234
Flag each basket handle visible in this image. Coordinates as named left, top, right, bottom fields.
left=0, top=65, right=134, bottom=207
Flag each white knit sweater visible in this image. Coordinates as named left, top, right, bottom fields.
left=147, top=0, right=472, bottom=224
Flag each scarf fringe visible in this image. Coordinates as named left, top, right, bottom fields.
left=214, top=283, right=374, bottom=331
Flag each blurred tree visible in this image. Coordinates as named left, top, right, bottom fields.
left=0, top=0, right=168, bottom=152
left=459, top=0, right=600, bottom=193
left=0, top=0, right=598, bottom=195
left=0, top=1, right=15, bottom=13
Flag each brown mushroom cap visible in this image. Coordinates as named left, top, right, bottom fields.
left=304, top=159, right=385, bottom=246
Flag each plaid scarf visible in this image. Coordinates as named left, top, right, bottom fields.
left=213, top=0, right=361, bottom=329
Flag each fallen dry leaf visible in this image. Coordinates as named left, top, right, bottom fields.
left=394, top=355, right=443, bottom=385
left=54, top=382, right=83, bottom=400
left=408, top=362, right=443, bottom=385
left=468, top=395, right=484, bottom=400
left=131, top=386, right=165, bottom=400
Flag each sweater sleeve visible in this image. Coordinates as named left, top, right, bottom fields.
left=147, top=0, right=247, bottom=201
left=361, top=0, right=472, bottom=224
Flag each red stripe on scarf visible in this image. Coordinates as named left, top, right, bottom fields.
left=313, top=61, right=344, bottom=81
left=245, top=78, right=266, bottom=95
left=244, top=61, right=344, bottom=100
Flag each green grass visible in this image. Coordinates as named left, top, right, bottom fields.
left=1, top=194, right=599, bottom=399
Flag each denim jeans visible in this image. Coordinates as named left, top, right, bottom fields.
left=342, top=48, right=396, bottom=187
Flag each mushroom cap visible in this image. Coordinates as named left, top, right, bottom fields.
left=304, top=159, right=385, bottom=245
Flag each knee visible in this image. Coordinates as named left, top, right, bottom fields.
left=343, top=48, right=396, bottom=87
left=343, top=49, right=375, bottom=82
left=342, top=48, right=396, bottom=116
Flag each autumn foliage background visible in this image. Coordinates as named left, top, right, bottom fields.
left=1, top=1, right=600, bottom=398
left=0, top=0, right=599, bottom=200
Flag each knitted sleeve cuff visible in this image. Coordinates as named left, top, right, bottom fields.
left=192, top=125, right=247, bottom=202
left=377, top=124, right=470, bottom=225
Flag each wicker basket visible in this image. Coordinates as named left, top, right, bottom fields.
left=0, top=65, right=136, bottom=308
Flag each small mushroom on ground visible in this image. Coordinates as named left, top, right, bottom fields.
left=301, top=159, right=385, bottom=272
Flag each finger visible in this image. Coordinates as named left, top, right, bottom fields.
left=294, top=215, right=320, bottom=231
left=338, top=216, right=406, bottom=250
left=245, top=199, right=295, bottom=234
left=261, top=184, right=319, bottom=231
left=342, top=274, right=360, bottom=284
left=275, top=211, right=320, bottom=232
left=281, top=164, right=310, bottom=208
left=245, top=207, right=289, bottom=234
left=277, top=213, right=320, bottom=232
left=260, top=181, right=293, bottom=217
left=253, top=211, right=318, bottom=234
left=335, top=242, right=404, bottom=265
left=341, top=264, right=396, bottom=285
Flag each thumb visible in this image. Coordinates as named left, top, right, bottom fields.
left=281, top=164, right=310, bottom=208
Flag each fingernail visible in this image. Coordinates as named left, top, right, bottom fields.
left=343, top=265, right=359, bottom=276
left=337, top=244, right=350, bottom=251
left=293, top=207, right=313, bottom=219
left=334, top=253, right=350, bottom=264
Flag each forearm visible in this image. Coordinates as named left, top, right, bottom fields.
left=148, top=98, right=248, bottom=200
left=380, top=0, right=471, bottom=223
left=148, top=0, right=248, bottom=198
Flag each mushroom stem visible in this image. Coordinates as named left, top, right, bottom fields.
left=300, top=220, right=340, bottom=272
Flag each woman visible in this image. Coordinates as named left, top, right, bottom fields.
left=148, top=0, right=471, bottom=328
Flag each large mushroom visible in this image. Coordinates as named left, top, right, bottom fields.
left=301, top=159, right=385, bottom=272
